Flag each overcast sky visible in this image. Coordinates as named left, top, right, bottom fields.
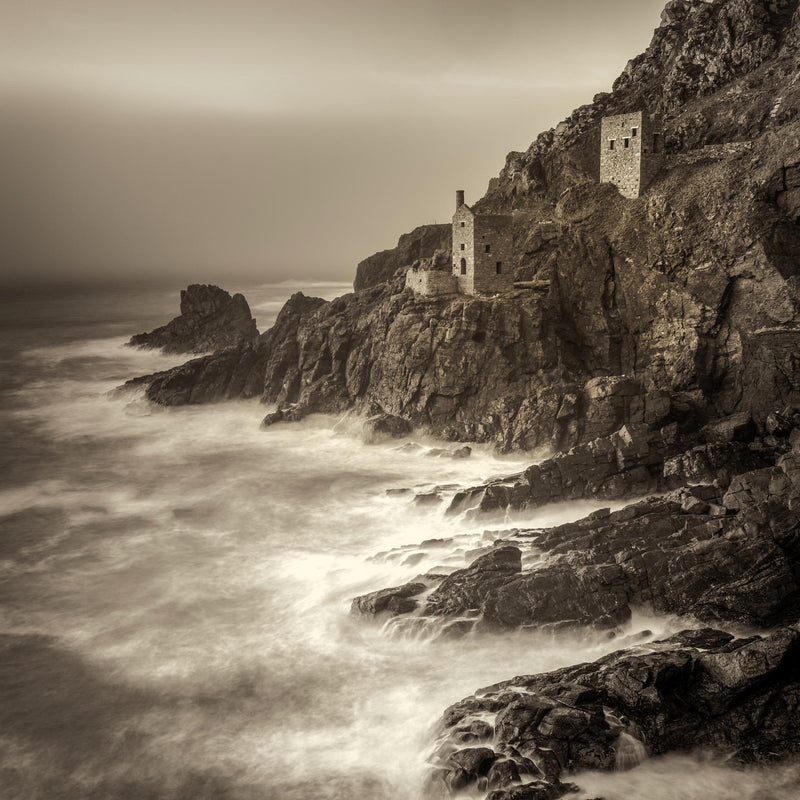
left=0, top=0, right=667, bottom=286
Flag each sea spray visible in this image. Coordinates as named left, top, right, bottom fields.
left=1, top=284, right=797, bottom=800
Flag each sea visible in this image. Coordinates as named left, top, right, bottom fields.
left=1, top=280, right=798, bottom=800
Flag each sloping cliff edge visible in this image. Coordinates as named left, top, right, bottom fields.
left=127, top=0, right=800, bottom=455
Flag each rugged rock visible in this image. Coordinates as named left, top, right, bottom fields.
left=426, top=626, right=800, bottom=799
left=423, top=547, right=523, bottom=619
left=350, top=582, right=427, bottom=616
left=124, top=343, right=267, bottom=406
left=356, top=446, right=800, bottom=633
left=128, top=2, right=800, bottom=451
left=447, top=424, right=669, bottom=516
left=128, top=284, right=259, bottom=354
left=445, top=422, right=785, bottom=517
left=124, top=291, right=325, bottom=406
left=354, top=224, right=451, bottom=291
left=362, top=413, right=414, bottom=441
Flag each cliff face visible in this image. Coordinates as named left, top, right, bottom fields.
left=130, top=0, right=800, bottom=453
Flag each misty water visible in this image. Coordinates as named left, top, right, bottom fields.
left=1, top=283, right=798, bottom=800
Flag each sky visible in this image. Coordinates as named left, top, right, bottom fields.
left=0, top=0, right=668, bottom=287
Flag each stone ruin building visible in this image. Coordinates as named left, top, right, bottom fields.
left=405, top=191, right=514, bottom=297
left=404, top=250, right=459, bottom=297
left=406, top=111, right=664, bottom=299
left=452, top=191, right=514, bottom=294
left=600, top=111, right=664, bottom=198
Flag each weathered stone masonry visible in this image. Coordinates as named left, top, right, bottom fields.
left=452, top=191, right=514, bottom=294
left=404, top=265, right=458, bottom=296
left=600, top=111, right=664, bottom=198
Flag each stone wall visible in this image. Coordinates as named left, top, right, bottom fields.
left=451, top=205, right=513, bottom=295
left=600, top=112, right=663, bottom=198
left=473, top=214, right=514, bottom=293
left=404, top=267, right=459, bottom=297
left=452, top=204, right=475, bottom=293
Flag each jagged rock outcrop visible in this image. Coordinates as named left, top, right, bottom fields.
left=128, top=284, right=259, bottom=354
left=445, top=421, right=777, bottom=516
left=426, top=626, right=800, bottom=799
left=125, top=343, right=268, bottom=405
left=355, top=423, right=800, bottom=633
left=123, top=291, right=324, bottom=405
left=354, top=224, right=451, bottom=291
left=127, top=2, right=800, bottom=455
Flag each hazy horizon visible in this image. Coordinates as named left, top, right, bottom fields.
left=1, top=0, right=667, bottom=288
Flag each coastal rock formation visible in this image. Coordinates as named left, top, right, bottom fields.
left=126, top=343, right=268, bottom=405
left=426, top=626, right=800, bottom=799
left=129, top=284, right=259, bottom=354
left=445, top=422, right=777, bottom=516
left=356, top=429, right=800, bottom=632
left=128, top=0, right=800, bottom=451
left=124, top=291, right=324, bottom=405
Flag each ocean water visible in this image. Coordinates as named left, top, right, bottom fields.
left=0, top=281, right=797, bottom=800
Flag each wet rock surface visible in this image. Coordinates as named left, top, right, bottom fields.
left=425, top=626, right=800, bottom=799
left=124, top=343, right=267, bottom=406
left=129, top=284, right=259, bottom=354
left=355, top=420, right=800, bottom=633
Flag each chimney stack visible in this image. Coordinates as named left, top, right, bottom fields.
left=456, top=190, right=465, bottom=209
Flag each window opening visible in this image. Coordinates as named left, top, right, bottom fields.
left=460, top=221, right=465, bottom=227
left=632, top=127, right=638, bottom=137
left=460, top=243, right=465, bottom=251
left=495, top=262, right=502, bottom=274
left=609, top=139, right=615, bottom=150
left=460, top=258, right=467, bottom=275
left=653, top=133, right=660, bottom=151
left=623, top=138, right=630, bottom=149
left=485, top=244, right=491, bottom=253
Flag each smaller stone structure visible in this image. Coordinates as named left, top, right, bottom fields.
left=452, top=191, right=514, bottom=294
left=600, top=111, right=664, bottom=198
left=405, top=265, right=458, bottom=297
left=404, top=250, right=458, bottom=297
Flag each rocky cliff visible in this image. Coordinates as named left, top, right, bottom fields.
left=128, top=284, right=259, bottom=354
left=128, top=0, right=800, bottom=454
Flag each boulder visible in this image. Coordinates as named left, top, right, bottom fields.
left=428, top=627, right=800, bottom=799
left=701, top=413, right=757, bottom=444
left=350, top=582, right=427, bottom=616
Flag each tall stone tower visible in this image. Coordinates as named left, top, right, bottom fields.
left=600, top=111, right=663, bottom=198
left=452, top=191, right=514, bottom=295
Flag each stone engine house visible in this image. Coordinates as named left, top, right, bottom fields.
left=600, top=111, right=664, bottom=198
left=452, top=191, right=514, bottom=294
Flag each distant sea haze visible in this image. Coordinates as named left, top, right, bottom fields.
left=0, top=282, right=796, bottom=799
